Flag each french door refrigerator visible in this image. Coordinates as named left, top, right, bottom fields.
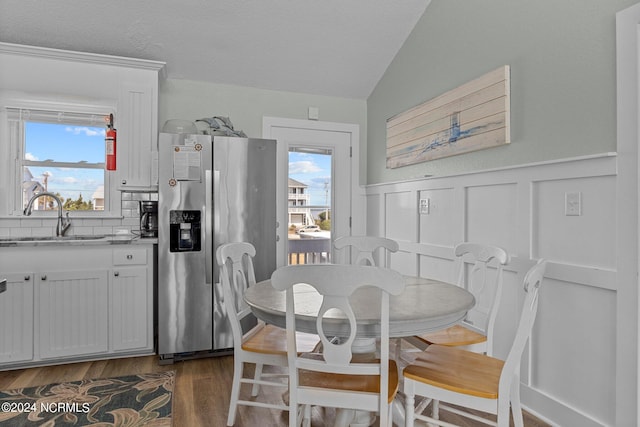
left=157, top=132, right=277, bottom=363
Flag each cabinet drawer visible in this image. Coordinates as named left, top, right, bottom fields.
left=113, top=248, right=147, bottom=265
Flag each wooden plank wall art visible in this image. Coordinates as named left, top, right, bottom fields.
left=386, top=65, right=510, bottom=168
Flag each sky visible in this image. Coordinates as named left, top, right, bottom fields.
left=288, top=151, right=331, bottom=206
left=24, top=122, right=105, bottom=203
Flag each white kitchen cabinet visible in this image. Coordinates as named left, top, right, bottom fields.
left=0, top=273, right=34, bottom=364
left=0, top=242, right=155, bottom=370
left=117, top=79, right=160, bottom=191
left=38, top=270, right=109, bottom=359
left=111, top=247, right=151, bottom=352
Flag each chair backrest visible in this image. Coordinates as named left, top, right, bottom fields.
left=271, top=264, right=405, bottom=422
left=455, top=242, right=510, bottom=354
left=333, top=236, right=399, bottom=267
left=216, top=242, right=258, bottom=349
left=499, top=259, right=546, bottom=399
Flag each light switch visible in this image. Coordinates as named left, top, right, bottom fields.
left=565, top=192, right=582, bottom=216
left=308, top=107, right=319, bottom=120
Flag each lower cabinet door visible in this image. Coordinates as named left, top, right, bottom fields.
left=38, top=270, right=108, bottom=359
left=0, top=273, right=34, bottom=365
left=110, top=266, right=150, bottom=352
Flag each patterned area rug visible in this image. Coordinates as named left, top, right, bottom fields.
left=0, top=371, right=174, bottom=426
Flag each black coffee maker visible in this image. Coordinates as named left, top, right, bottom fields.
left=139, top=201, right=158, bottom=238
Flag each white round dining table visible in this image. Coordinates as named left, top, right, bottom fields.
left=244, top=275, right=475, bottom=340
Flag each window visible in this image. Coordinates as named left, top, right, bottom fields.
left=7, top=107, right=111, bottom=214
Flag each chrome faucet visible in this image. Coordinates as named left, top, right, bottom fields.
left=23, top=192, right=71, bottom=237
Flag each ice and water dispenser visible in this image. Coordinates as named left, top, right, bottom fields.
left=169, top=210, right=201, bottom=252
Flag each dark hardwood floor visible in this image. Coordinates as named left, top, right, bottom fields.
left=0, top=354, right=550, bottom=426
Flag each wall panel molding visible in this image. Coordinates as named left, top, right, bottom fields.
left=365, top=153, right=617, bottom=426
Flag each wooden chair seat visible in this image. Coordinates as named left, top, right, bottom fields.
left=298, top=353, right=399, bottom=404
left=404, top=344, right=503, bottom=399
left=416, top=323, right=487, bottom=347
left=242, top=324, right=319, bottom=355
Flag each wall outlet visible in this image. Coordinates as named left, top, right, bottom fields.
left=419, top=198, right=430, bottom=214
left=565, top=192, right=582, bottom=216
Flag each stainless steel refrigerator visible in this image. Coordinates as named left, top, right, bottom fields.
left=157, top=132, right=277, bottom=362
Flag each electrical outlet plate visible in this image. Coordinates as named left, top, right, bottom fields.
left=419, top=198, right=430, bottom=214
left=565, top=192, right=582, bottom=216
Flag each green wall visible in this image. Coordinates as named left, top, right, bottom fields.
left=159, top=78, right=367, bottom=183
left=367, top=0, right=638, bottom=184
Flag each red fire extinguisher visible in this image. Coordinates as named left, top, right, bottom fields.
left=105, top=113, right=117, bottom=171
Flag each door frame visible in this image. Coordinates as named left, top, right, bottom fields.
left=616, top=3, right=640, bottom=425
left=263, top=117, right=364, bottom=267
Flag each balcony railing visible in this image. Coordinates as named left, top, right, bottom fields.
left=288, top=193, right=310, bottom=200
left=288, top=236, right=331, bottom=264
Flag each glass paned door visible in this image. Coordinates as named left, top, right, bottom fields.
left=263, top=117, right=357, bottom=268
left=288, top=147, right=332, bottom=265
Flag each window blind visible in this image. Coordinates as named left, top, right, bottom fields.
left=6, top=107, right=106, bottom=126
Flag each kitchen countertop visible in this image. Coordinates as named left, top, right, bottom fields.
left=0, top=234, right=157, bottom=247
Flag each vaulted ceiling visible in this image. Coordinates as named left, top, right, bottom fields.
left=0, top=0, right=430, bottom=99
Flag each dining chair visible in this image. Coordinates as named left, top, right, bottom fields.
left=270, top=264, right=406, bottom=427
left=411, top=242, right=510, bottom=356
left=403, top=259, right=546, bottom=427
left=333, top=235, right=399, bottom=267
left=216, top=242, right=319, bottom=426
left=403, top=243, right=510, bottom=418
left=333, top=236, right=405, bottom=365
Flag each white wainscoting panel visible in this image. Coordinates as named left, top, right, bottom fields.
left=418, top=187, right=457, bottom=247
left=533, top=176, right=616, bottom=269
left=385, top=191, right=416, bottom=242
left=366, top=153, right=617, bottom=426
left=533, top=277, right=616, bottom=426
left=466, top=183, right=518, bottom=250
left=366, top=193, right=382, bottom=237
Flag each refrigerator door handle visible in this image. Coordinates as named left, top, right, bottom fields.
left=214, top=170, right=220, bottom=244
left=205, top=169, right=213, bottom=286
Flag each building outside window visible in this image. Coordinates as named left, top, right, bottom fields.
left=287, top=178, right=313, bottom=226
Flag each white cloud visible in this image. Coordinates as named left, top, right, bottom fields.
left=289, top=161, right=322, bottom=174
left=65, top=126, right=105, bottom=137
left=311, top=176, right=331, bottom=186
left=61, top=176, right=79, bottom=184
left=25, top=152, right=38, bottom=161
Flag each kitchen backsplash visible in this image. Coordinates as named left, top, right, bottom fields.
left=0, top=192, right=158, bottom=239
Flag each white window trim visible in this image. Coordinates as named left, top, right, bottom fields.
left=2, top=99, right=121, bottom=218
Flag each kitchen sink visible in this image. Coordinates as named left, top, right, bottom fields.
left=0, top=234, right=108, bottom=243
left=59, top=235, right=108, bottom=241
